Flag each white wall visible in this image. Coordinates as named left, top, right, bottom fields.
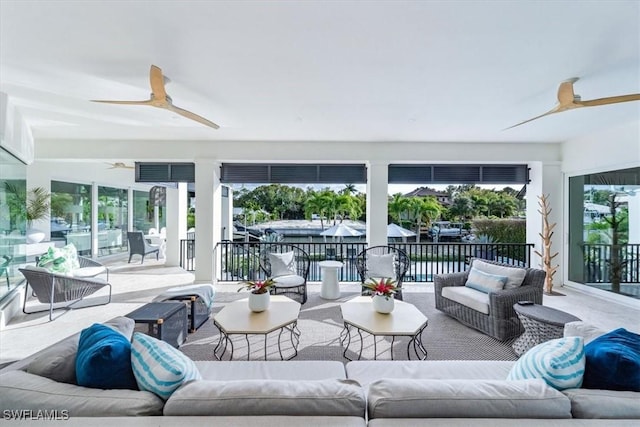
left=562, top=120, right=640, bottom=175
left=561, top=118, right=640, bottom=308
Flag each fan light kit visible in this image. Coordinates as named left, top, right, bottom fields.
left=506, top=77, right=640, bottom=129
left=92, top=65, right=219, bottom=129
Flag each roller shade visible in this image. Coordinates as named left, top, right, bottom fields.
left=135, top=162, right=195, bottom=182
left=220, top=163, right=367, bottom=184
left=389, top=164, right=529, bottom=184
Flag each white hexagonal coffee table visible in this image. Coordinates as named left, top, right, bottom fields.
left=340, top=296, right=428, bottom=360
left=213, top=295, right=301, bottom=360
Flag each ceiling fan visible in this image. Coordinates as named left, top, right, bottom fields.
left=91, top=65, right=219, bottom=129
left=106, top=162, right=134, bottom=170
left=506, top=77, right=640, bottom=130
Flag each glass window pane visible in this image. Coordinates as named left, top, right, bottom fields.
left=568, top=167, right=640, bottom=299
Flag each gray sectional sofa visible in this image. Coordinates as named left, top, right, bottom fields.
left=1, top=318, right=638, bottom=426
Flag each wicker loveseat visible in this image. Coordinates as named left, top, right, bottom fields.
left=434, top=259, right=545, bottom=341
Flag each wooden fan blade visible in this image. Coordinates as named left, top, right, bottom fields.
left=578, top=93, right=640, bottom=107
left=165, top=103, right=220, bottom=129
left=504, top=105, right=565, bottom=130
left=91, top=99, right=153, bottom=105
left=557, top=78, right=579, bottom=105
left=149, top=65, right=168, bottom=100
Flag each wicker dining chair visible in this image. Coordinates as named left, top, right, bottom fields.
left=355, top=246, right=411, bottom=301
left=259, top=244, right=310, bottom=304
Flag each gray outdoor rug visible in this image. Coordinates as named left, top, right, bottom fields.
left=179, top=290, right=519, bottom=362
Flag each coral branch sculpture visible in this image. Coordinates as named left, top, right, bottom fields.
left=534, top=194, right=559, bottom=295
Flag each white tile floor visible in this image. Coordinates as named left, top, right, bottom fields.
left=1, top=257, right=639, bottom=365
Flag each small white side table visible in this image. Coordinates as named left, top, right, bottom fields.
left=319, top=260, right=344, bottom=299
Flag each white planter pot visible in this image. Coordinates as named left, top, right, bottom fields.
left=248, top=292, right=270, bottom=312
left=372, top=294, right=394, bottom=314
left=26, top=229, right=46, bottom=244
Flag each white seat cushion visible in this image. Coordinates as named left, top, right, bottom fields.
left=442, top=286, right=490, bottom=314
left=73, top=266, right=106, bottom=278
left=273, top=274, right=305, bottom=288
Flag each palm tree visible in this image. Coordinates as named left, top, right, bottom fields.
left=335, top=193, right=362, bottom=222
left=304, top=192, right=331, bottom=229
left=407, top=196, right=442, bottom=243
left=341, top=184, right=357, bottom=195
left=449, top=195, right=474, bottom=221
left=388, top=193, right=410, bottom=227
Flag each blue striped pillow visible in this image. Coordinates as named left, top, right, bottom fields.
left=465, top=267, right=507, bottom=293
left=507, top=336, right=585, bottom=390
left=131, top=332, right=201, bottom=400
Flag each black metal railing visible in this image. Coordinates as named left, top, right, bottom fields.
left=180, top=238, right=195, bottom=271
left=207, top=241, right=534, bottom=282
left=583, top=243, right=640, bottom=283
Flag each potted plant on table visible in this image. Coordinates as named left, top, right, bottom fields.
left=238, top=278, right=276, bottom=312
left=4, top=183, right=51, bottom=243
left=363, top=278, right=397, bottom=314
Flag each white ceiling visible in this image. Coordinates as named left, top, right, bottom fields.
left=1, top=0, right=639, bottom=143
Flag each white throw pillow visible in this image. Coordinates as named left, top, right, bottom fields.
left=507, top=336, right=585, bottom=390
left=472, top=259, right=526, bottom=289
left=269, top=251, right=296, bottom=278
left=464, top=267, right=507, bottom=293
left=366, top=253, right=396, bottom=280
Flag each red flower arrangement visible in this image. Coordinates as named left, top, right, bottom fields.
left=362, top=278, right=397, bottom=299
left=237, top=278, right=276, bottom=294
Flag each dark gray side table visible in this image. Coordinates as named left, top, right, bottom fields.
left=126, top=302, right=188, bottom=348
left=512, top=303, right=581, bottom=356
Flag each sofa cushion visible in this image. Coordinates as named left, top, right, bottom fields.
left=131, top=332, right=201, bottom=400
left=465, top=266, right=507, bottom=293
left=366, top=253, right=396, bottom=280
left=0, top=370, right=163, bottom=416
left=562, top=388, right=640, bottom=419
left=26, top=334, right=79, bottom=384
left=472, top=259, right=526, bottom=289
left=269, top=252, right=296, bottom=277
left=346, top=360, right=515, bottom=388
left=582, top=328, right=640, bottom=392
left=441, top=286, right=490, bottom=314
left=195, top=360, right=347, bottom=381
left=563, top=321, right=606, bottom=345
left=25, top=316, right=134, bottom=385
left=507, top=336, right=585, bottom=390
left=163, top=379, right=366, bottom=417
left=366, top=378, right=571, bottom=419
left=76, top=323, right=137, bottom=390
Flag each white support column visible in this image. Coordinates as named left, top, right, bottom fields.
left=628, top=193, right=640, bottom=244
left=221, top=186, right=233, bottom=241
left=527, top=162, right=563, bottom=285
left=127, top=188, right=134, bottom=232
left=165, top=183, right=188, bottom=266
left=366, top=161, right=389, bottom=247
left=91, top=183, right=99, bottom=258
left=194, top=160, right=221, bottom=283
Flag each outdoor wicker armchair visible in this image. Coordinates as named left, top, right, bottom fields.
left=19, top=266, right=112, bottom=321
left=434, top=259, right=545, bottom=341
